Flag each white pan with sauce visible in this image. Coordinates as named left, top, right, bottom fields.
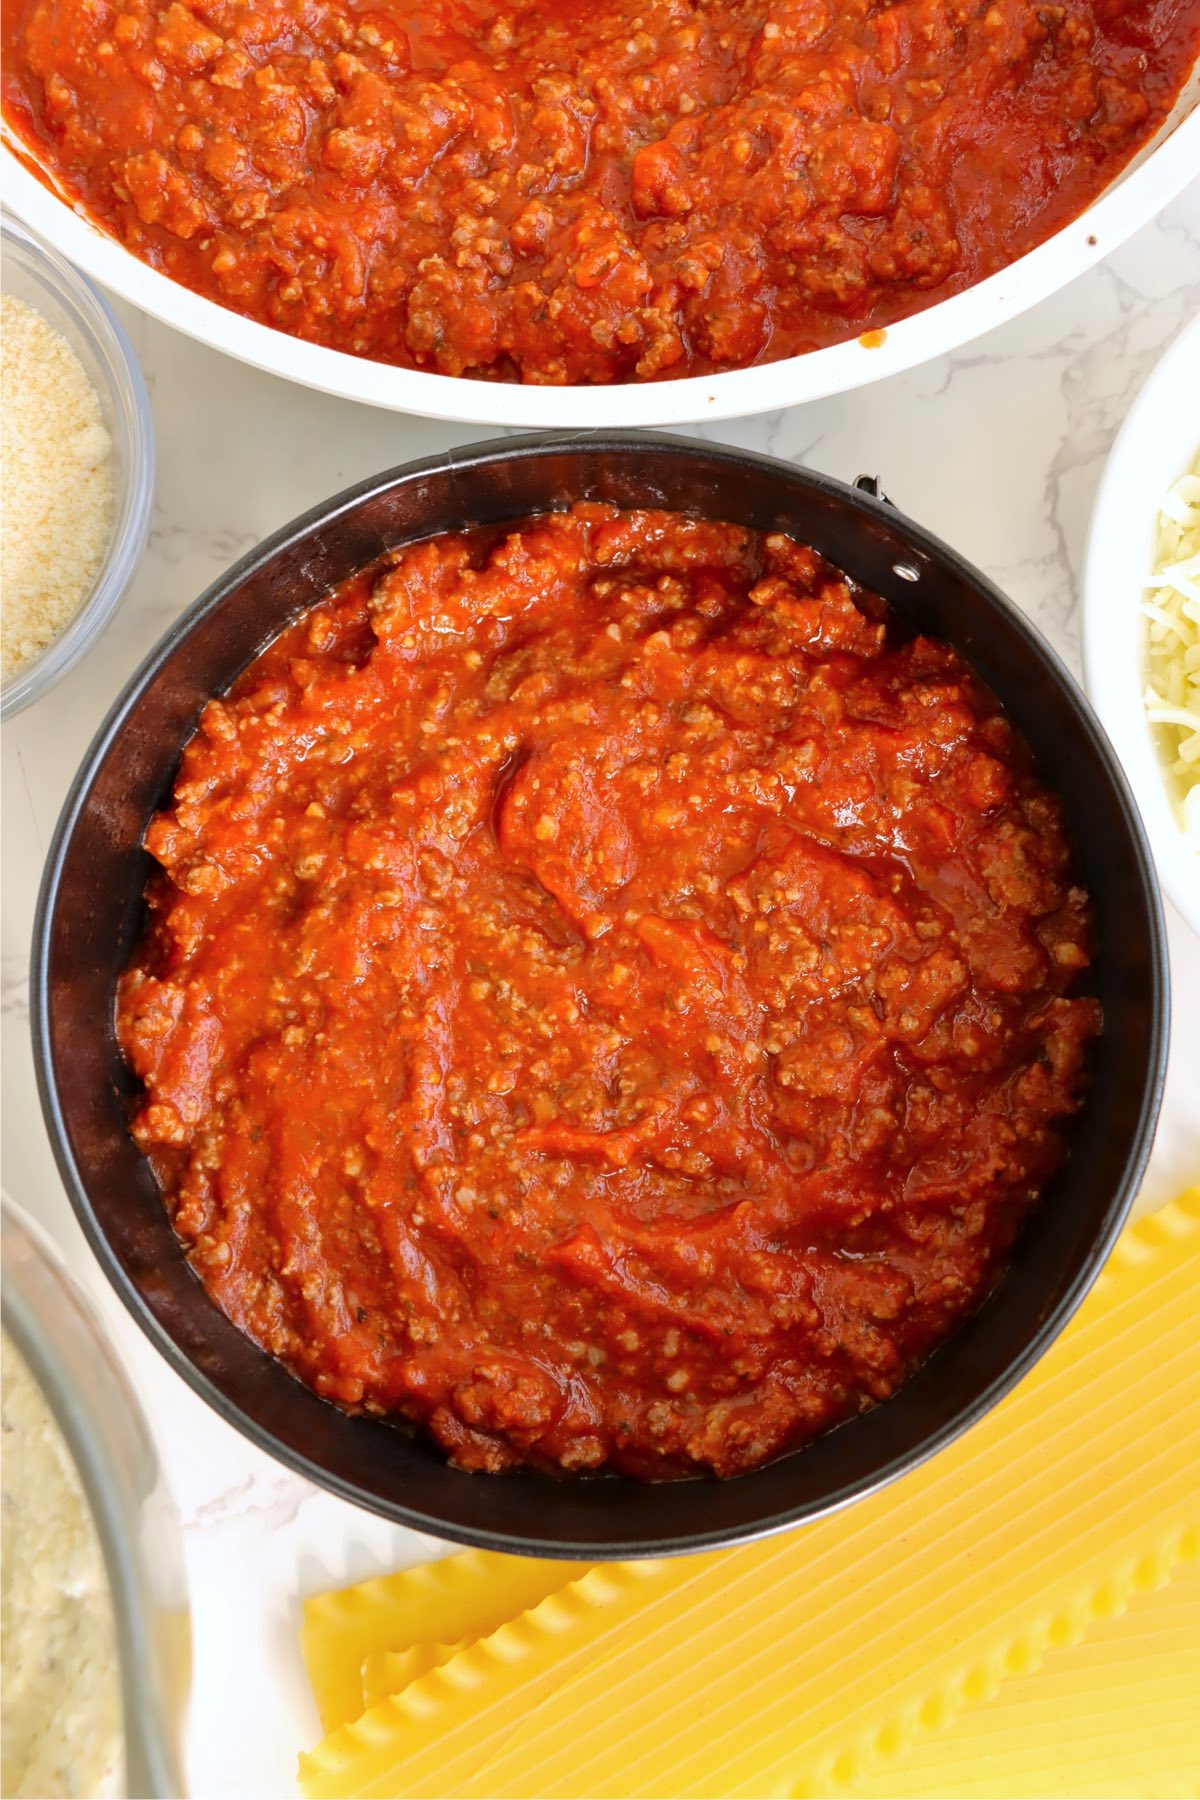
left=3, top=66, right=1197, bottom=428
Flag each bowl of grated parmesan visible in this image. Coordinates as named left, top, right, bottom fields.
left=1, top=215, right=154, bottom=719
left=1084, top=315, right=1200, bottom=938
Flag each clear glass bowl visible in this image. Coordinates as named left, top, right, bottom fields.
left=1, top=214, right=154, bottom=719
left=1, top=1196, right=190, bottom=1797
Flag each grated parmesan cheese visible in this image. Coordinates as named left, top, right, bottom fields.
left=1143, top=454, right=1200, bottom=852
left=1, top=294, right=115, bottom=684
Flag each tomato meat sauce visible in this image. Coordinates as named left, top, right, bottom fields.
left=118, top=507, right=1100, bottom=1478
left=5, top=0, right=1199, bottom=384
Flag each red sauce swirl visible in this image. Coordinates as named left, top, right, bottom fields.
left=118, top=507, right=1100, bottom=1477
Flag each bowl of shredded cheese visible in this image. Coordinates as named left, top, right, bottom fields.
left=1084, top=316, right=1200, bottom=938
left=1, top=215, right=153, bottom=720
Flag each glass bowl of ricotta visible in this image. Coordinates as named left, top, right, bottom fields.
left=0, top=214, right=154, bottom=720
left=1, top=1195, right=189, bottom=1798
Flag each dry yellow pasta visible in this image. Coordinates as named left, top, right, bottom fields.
left=300, top=1550, right=590, bottom=1734
left=360, top=1642, right=466, bottom=1714
left=847, top=1554, right=1200, bottom=1798
left=299, top=1190, right=1200, bottom=1800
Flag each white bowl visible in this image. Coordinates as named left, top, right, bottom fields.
left=1083, top=317, right=1200, bottom=938
left=3, top=70, right=1197, bottom=428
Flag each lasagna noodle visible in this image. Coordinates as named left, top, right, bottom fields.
left=360, top=1644, right=467, bottom=1715
left=298, top=1189, right=1200, bottom=1799
left=847, top=1554, right=1200, bottom=1797
left=300, top=1552, right=590, bottom=1734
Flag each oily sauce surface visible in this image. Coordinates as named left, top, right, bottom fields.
left=4, top=0, right=1200, bottom=383
left=118, top=507, right=1100, bottom=1477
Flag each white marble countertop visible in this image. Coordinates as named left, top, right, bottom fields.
left=3, top=185, right=1199, bottom=1799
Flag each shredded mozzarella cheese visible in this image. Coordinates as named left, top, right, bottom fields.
left=1143, top=457, right=1200, bottom=850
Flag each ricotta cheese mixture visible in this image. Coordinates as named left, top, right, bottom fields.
left=0, top=1331, right=123, bottom=1800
